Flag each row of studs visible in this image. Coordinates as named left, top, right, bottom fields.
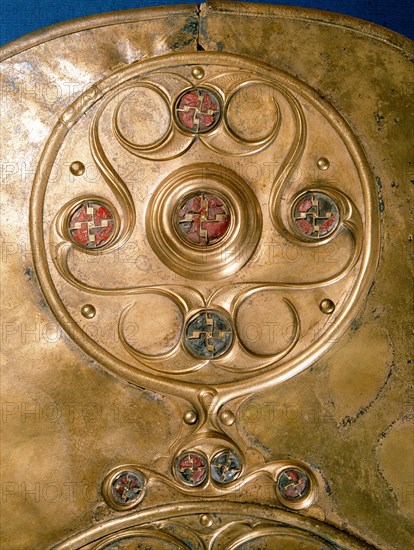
left=63, top=189, right=340, bottom=251
left=104, top=461, right=313, bottom=511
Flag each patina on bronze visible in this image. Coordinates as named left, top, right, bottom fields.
left=0, top=2, right=413, bottom=549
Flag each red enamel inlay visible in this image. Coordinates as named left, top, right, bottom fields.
left=281, top=469, right=308, bottom=499
left=294, top=192, right=339, bottom=239
left=320, top=215, right=336, bottom=233
left=178, top=452, right=207, bottom=485
left=68, top=201, right=115, bottom=248
left=176, top=88, right=220, bottom=132
left=177, top=193, right=230, bottom=246
left=296, top=218, right=313, bottom=235
left=298, top=198, right=313, bottom=212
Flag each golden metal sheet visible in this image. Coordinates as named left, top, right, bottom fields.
left=0, top=2, right=412, bottom=549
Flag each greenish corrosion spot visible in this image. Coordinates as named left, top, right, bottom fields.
left=182, top=18, right=198, bottom=36
left=167, top=17, right=199, bottom=50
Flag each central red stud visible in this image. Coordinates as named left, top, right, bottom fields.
left=177, top=192, right=231, bottom=246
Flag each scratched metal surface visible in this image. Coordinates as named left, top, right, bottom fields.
left=0, top=2, right=413, bottom=548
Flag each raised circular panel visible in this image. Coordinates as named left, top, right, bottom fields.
left=2, top=4, right=411, bottom=550
left=31, top=51, right=378, bottom=397
left=174, top=87, right=222, bottom=134
left=146, top=162, right=262, bottom=280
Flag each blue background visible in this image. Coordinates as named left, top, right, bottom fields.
left=1, top=0, right=413, bottom=46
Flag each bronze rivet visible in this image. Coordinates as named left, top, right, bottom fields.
left=220, top=410, right=235, bottom=426
left=199, top=513, right=214, bottom=527
left=191, top=66, right=205, bottom=80
left=81, top=304, right=96, bottom=319
left=276, top=467, right=311, bottom=502
left=320, top=299, right=335, bottom=314
left=183, top=410, right=198, bottom=425
left=316, top=157, right=330, bottom=170
left=69, top=161, right=85, bottom=176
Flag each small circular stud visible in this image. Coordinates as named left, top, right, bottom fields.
left=110, top=470, right=145, bottom=508
left=67, top=200, right=116, bottom=249
left=292, top=191, right=340, bottom=240
left=184, top=310, right=233, bottom=359
left=81, top=304, right=96, bottom=319
left=176, top=192, right=231, bottom=246
left=175, top=88, right=221, bottom=133
left=211, top=450, right=242, bottom=484
left=175, top=451, right=208, bottom=487
left=276, top=467, right=311, bottom=505
left=69, top=161, right=85, bottom=176
left=220, top=410, right=235, bottom=426
left=316, top=157, right=330, bottom=170
left=319, top=299, right=335, bottom=314
left=183, top=410, right=198, bottom=425
left=199, top=513, right=214, bottom=527
left=191, top=66, right=205, bottom=80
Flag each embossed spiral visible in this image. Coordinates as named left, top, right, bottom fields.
left=30, top=51, right=378, bottom=402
